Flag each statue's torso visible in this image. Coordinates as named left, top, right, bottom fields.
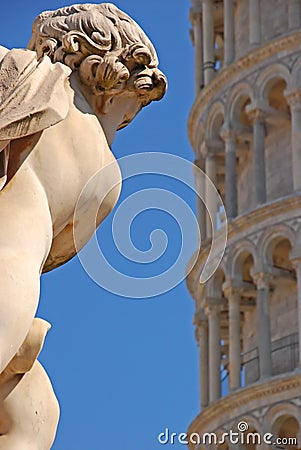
left=10, top=82, right=121, bottom=271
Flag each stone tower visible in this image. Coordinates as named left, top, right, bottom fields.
left=187, top=1, right=301, bottom=448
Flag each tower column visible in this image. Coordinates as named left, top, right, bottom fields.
left=195, top=312, right=209, bottom=409
left=249, top=0, right=261, bottom=45
left=223, top=282, right=241, bottom=391
left=251, top=271, right=272, bottom=378
left=202, top=0, right=215, bottom=85
left=290, top=256, right=301, bottom=366
left=220, top=127, right=237, bottom=219
left=194, top=159, right=207, bottom=241
left=285, top=90, right=301, bottom=191
left=247, top=106, right=267, bottom=205
left=224, top=0, right=235, bottom=66
left=205, top=303, right=221, bottom=403
left=202, top=145, right=217, bottom=236
left=191, top=9, right=204, bottom=93
left=288, top=0, right=301, bottom=29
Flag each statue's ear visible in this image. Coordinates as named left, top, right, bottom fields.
left=78, top=54, right=129, bottom=92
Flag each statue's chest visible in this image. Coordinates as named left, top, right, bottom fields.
left=30, top=105, right=114, bottom=234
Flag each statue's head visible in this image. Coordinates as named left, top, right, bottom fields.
left=28, top=3, right=167, bottom=142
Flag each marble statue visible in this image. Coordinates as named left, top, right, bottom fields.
left=0, top=4, right=167, bottom=448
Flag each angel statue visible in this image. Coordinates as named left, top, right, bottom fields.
left=0, top=3, right=167, bottom=448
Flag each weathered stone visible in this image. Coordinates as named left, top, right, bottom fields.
left=0, top=3, right=166, bottom=448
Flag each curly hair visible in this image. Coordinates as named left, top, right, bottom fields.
left=28, top=3, right=167, bottom=104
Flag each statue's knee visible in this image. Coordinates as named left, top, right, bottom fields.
left=0, top=361, right=60, bottom=450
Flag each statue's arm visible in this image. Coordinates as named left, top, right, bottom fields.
left=0, top=164, right=52, bottom=373
left=43, top=190, right=119, bottom=272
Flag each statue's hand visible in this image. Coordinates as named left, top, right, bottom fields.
left=1, top=318, right=51, bottom=377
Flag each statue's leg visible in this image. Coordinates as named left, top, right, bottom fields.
left=0, top=317, right=59, bottom=448
left=0, top=360, right=60, bottom=450
left=0, top=165, right=52, bottom=373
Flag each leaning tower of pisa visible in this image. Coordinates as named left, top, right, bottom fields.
left=187, top=1, right=301, bottom=448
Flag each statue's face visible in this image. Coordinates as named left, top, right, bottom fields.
left=78, top=61, right=165, bottom=145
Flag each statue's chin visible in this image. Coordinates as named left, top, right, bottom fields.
left=97, top=97, right=142, bottom=145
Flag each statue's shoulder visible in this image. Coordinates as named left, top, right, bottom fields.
left=0, top=46, right=71, bottom=140
left=0, top=46, right=72, bottom=190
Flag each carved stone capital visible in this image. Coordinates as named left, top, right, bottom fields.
left=285, top=88, right=301, bottom=110
left=194, top=309, right=208, bottom=327
left=251, top=271, right=273, bottom=290
left=220, top=125, right=237, bottom=144
left=246, top=102, right=268, bottom=123
left=205, top=140, right=215, bottom=155
left=289, top=254, right=301, bottom=273
left=204, top=304, right=221, bottom=317
left=189, top=7, right=202, bottom=45
left=222, top=280, right=243, bottom=301
left=200, top=143, right=216, bottom=160
left=190, top=7, right=202, bottom=26
left=200, top=140, right=208, bottom=159
left=201, top=138, right=223, bottom=160
left=203, top=296, right=226, bottom=316
left=291, top=260, right=301, bottom=270
left=194, top=310, right=208, bottom=343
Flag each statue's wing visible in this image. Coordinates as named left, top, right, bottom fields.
left=0, top=46, right=71, bottom=189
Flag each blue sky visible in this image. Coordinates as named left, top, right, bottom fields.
left=1, top=1, right=200, bottom=449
